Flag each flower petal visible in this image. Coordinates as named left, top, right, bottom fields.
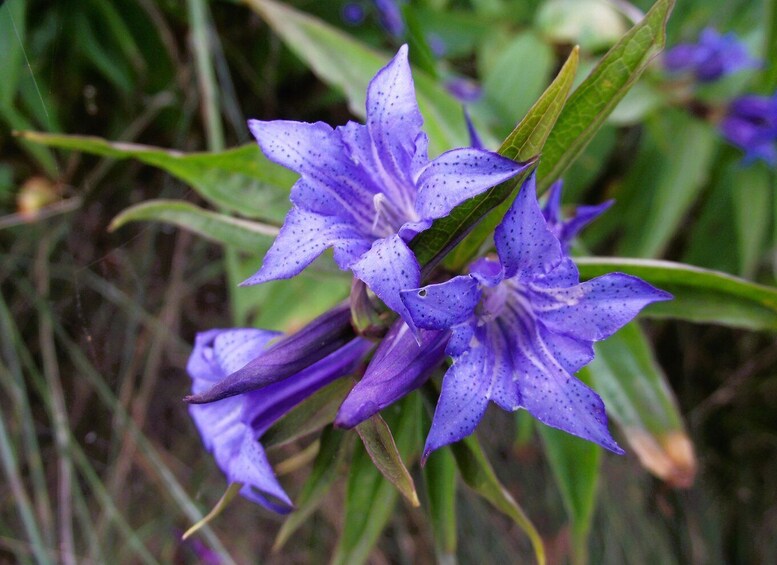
left=422, top=343, right=492, bottom=462
left=400, top=275, right=480, bottom=330
left=415, top=148, right=530, bottom=220
left=336, top=322, right=447, bottom=428
left=531, top=273, right=672, bottom=342
left=241, top=207, right=369, bottom=286
left=230, top=434, right=293, bottom=513
left=351, top=234, right=421, bottom=329
left=494, top=171, right=563, bottom=281
left=213, top=329, right=280, bottom=376
left=365, top=45, right=424, bottom=207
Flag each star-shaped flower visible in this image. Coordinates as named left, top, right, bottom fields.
left=400, top=172, right=672, bottom=461
left=187, top=328, right=369, bottom=512
left=244, top=45, right=530, bottom=326
left=663, top=27, right=759, bottom=83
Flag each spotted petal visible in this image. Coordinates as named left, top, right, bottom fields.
left=400, top=275, right=480, bottom=331
left=241, top=207, right=370, bottom=286
left=351, top=234, right=421, bottom=329
left=494, top=171, right=563, bottom=281
left=230, top=434, right=293, bottom=513
left=415, top=148, right=530, bottom=220
left=531, top=273, right=672, bottom=342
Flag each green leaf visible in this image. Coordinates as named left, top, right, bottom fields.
left=482, top=31, right=554, bottom=128
left=731, top=164, right=771, bottom=278
left=538, top=425, right=601, bottom=565
left=423, top=447, right=458, bottom=561
left=244, top=0, right=468, bottom=156
left=761, top=0, right=777, bottom=91
left=15, top=132, right=295, bottom=220
left=575, top=257, right=777, bottom=331
left=331, top=395, right=421, bottom=565
left=0, top=0, right=26, bottom=107
left=109, top=200, right=278, bottom=252
left=356, top=414, right=420, bottom=507
left=618, top=110, right=717, bottom=258
left=442, top=47, right=579, bottom=271
left=451, top=436, right=546, bottom=565
left=263, top=378, right=354, bottom=448
left=538, top=0, right=675, bottom=190
left=273, top=427, right=353, bottom=551
left=585, top=323, right=695, bottom=487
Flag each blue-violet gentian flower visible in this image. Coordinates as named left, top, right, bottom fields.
left=663, top=27, right=759, bottom=83
left=244, top=45, right=530, bottom=328
left=542, top=179, right=613, bottom=250
left=719, top=92, right=777, bottom=166
left=187, top=328, right=369, bottom=512
left=399, top=172, right=672, bottom=461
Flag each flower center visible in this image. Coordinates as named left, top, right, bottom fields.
left=371, top=193, right=417, bottom=237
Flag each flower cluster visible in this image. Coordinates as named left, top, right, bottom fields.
left=663, top=27, right=758, bottom=83
left=720, top=93, right=777, bottom=166
left=185, top=46, right=669, bottom=511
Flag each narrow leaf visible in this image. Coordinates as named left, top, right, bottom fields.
left=585, top=323, right=696, bottom=487
left=444, top=46, right=580, bottom=270
left=731, top=165, right=771, bottom=278
left=575, top=257, right=777, bottom=331
left=273, top=428, right=352, bottom=551
left=538, top=425, right=601, bottom=563
left=244, top=0, right=469, bottom=155
left=331, top=395, right=421, bottom=565
left=538, top=0, right=675, bottom=190
left=356, top=414, right=420, bottom=507
left=423, top=447, right=458, bottom=560
left=451, top=436, right=546, bottom=565
left=263, top=378, right=354, bottom=448
left=109, top=200, right=278, bottom=251
left=182, top=482, right=242, bottom=540
left=15, top=132, right=295, bottom=220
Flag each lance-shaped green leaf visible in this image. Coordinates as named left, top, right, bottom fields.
left=263, top=378, right=354, bottom=448
left=730, top=164, right=771, bottom=278
left=585, top=323, right=696, bottom=488
left=443, top=47, right=580, bottom=271
left=423, top=447, right=457, bottom=562
left=15, top=131, right=296, bottom=220
left=451, top=436, right=546, bottom=565
left=538, top=0, right=675, bottom=190
left=538, top=425, right=601, bottom=565
left=109, top=200, right=278, bottom=252
left=356, top=414, right=419, bottom=507
left=273, top=427, right=353, bottom=551
left=331, top=395, right=421, bottom=565
left=244, top=0, right=472, bottom=156
left=575, top=257, right=777, bottom=331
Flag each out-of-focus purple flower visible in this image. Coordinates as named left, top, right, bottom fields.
left=542, top=180, right=613, bottom=250
left=400, top=172, right=672, bottom=461
left=374, top=0, right=405, bottom=37
left=445, top=77, right=483, bottom=104
left=245, top=46, right=530, bottom=329
left=427, top=33, right=447, bottom=58
left=663, top=27, right=759, bottom=83
left=719, top=92, right=777, bottom=165
left=342, top=3, right=367, bottom=25
left=187, top=328, right=370, bottom=513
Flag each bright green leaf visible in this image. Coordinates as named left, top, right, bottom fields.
left=15, top=132, right=295, bottom=220
left=442, top=47, right=579, bottom=271
left=423, top=447, right=458, bottom=561
left=109, top=200, right=278, bottom=252
left=575, top=257, right=777, bottom=331
left=538, top=0, right=675, bottom=190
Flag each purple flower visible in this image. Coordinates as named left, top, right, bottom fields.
left=445, top=77, right=483, bottom=104
left=342, top=3, right=367, bottom=26
left=542, top=180, right=613, bottom=250
left=245, top=46, right=530, bottom=328
left=187, top=328, right=370, bottom=513
left=663, top=28, right=759, bottom=83
left=399, top=172, right=672, bottom=461
left=719, top=92, right=777, bottom=165
left=374, top=0, right=405, bottom=37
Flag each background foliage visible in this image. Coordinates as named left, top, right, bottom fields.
left=1, top=0, right=775, bottom=563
